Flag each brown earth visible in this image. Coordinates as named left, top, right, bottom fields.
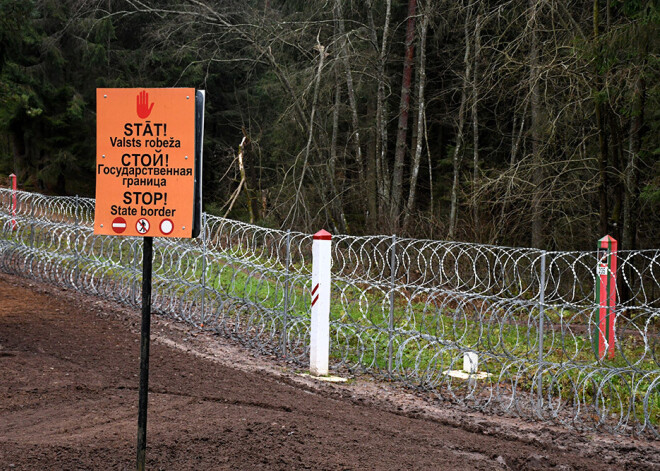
left=0, top=271, right=658, bottom=470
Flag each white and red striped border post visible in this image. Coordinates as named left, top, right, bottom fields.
left=9, top=173, right=17, bottom=230
left=310, top=229, right=332, bottom=376
left=596, top=235, right=617, bottom=360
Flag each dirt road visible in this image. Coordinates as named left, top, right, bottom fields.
left=0, top=272, right=657, bottom=470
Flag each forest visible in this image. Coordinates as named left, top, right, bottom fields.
left=0, top=0, right=658, bottom=250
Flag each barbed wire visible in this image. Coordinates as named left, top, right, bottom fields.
left=0, top=188, right=657, bottom=438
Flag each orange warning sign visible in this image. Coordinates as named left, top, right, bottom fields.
left=95, top=88, right=197, bottom=238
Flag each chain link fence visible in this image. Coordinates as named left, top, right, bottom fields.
left=0, top=188, right=658, bottom=438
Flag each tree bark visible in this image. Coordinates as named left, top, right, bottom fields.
left=471, top=11, right=482, bottom=238
left=10, top=131, right=24, bottom=177
left=608, top=107, right=624, bottom=243
left=529, top=0, right=544, bottom=249
left=286, top=36, right=327, bottom=229
left=594, top=0, right=609, bottom=237
left=390, top=0, right=417, bottom=227
left=366, top=100, right=378, bottom=227
left=497, top=99, right=527, bottom=243
left=329, top=58, right=348, bottom=233
left=335, top=0, right=364, bottom=185
left=448, top=0, right=473, bottom=240
left=367, top=0, right=392, bottom=221
left=243, top=133, right=260, bottom=223
left=623, top=73, right=645, bottom=252
left=224, top=137, right=248, bottom=219
left=403, top=10, right=429, bottom=231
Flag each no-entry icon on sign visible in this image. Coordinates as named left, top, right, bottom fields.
left=112, top=217, right=127, bottom=234
left=94, top=88, right=203, bottom=239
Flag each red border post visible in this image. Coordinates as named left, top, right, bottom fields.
left=595, top=235, right=617, bottom=360
left=9, top=173, right=16, bottom=230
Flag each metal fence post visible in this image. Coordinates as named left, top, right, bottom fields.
left=9, top=173, right=16, bottom=231
left=537, top=251, right=546, bottom=413
left=74, top=195, right=80, bottom=287
left=200, top=212, right=207, bottom=327
left=388, top=234, right=397, bottom=376
left=131, top=240, right=138, bottom=305
left=29, top=194, right=34, bottom=248
left=282, top=229, right=291, bottom=358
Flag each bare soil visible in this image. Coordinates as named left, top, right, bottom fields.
left=0, top=272, right=658, bottom=470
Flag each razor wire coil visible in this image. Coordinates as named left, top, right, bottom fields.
left=0, top=188, right=658, bottom=438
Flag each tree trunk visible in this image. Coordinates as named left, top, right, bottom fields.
left=621, top=71, right=645, bottom=308
left=623, top=73, right=645, bottom=252
left=243, top=133, right=260, bottom=223
left=426, top=115, right=434, bottom=227
left=329, top=62, right=348, bottom=233
left=10, top=131, right=24, bottom=177
left=367, top=0, right=392, bottom=221
left=497, top=100, right=527, bottom=243
left=529, top=0, right=544, bottom=249
left=594, top=0, right=609, bottom=237
left=403, top=10, right=429, bottom=231
left=239, top=139, right=254, bottom=224
left=286, top=37, right=327, bottom=229
left=335, top=0, right=364, bottom=185
left=608, top=107, right=624, bottom=243
left=224, top=137, right=248, bottom=219
left=448, top=0, right=473, bottom=240
left=390, top=0, right=417, bottom=228
left=366, top=100, right=378, bottom=228
left=471, top=11, right=482, bottom=239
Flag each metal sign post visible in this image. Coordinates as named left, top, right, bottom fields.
left=136, top=236, right=153, bottom=471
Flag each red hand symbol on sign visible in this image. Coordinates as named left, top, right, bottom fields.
left=136, top=90, right=154, bottom=119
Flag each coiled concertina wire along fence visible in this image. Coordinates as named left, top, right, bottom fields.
left=0, top=188, right=658, bottom=438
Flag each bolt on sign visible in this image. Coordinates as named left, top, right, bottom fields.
left=95, top=88, right=203, bottom=238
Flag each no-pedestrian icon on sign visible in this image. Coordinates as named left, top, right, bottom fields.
left=136, top=218, right=150, bottom=234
